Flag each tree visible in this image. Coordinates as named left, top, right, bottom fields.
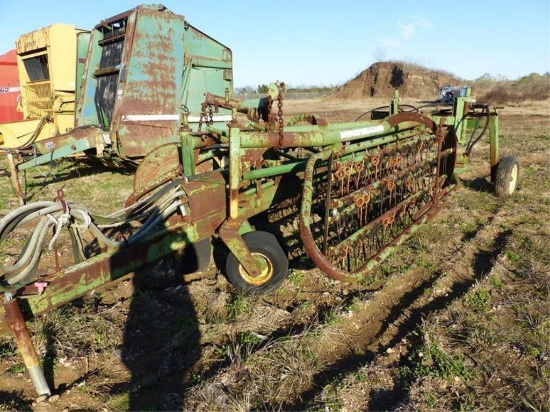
left=257, top=84, right=269, bottom=93
left=372, top=47, right=387, bottom=63
left=235, top=86, right=255, bottom=95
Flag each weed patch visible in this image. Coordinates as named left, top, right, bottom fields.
left=401, top=330, right=474, bottom=386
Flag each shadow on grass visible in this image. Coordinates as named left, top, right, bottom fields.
left=115, top=255, right=201, bottom=411
left=283, top=227, right=513, bottom=411
left=459, top=176, right=495, bottom=194
left=0, top=390, right=33, bottom=410
left=19, top=158, right=135, bottom=202
left=36, top=209, right=205, bottom=410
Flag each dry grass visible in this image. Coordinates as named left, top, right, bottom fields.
left=476, top=73, right=550, bottom=104
left=0, top=88, right=549, bottom=411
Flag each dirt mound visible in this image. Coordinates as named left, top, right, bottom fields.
left=329, top=61, right=464, bottom=100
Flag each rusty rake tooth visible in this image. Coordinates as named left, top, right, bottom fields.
left=399, top=205, right=408, bottom=220
left=354, top=162, right=364, bottom=189
left=386, top=178, right=395, bottom=207
left=345, top=164, right=352, bottom=194
left=340, top=244, right=349, bottom=268
left=371, top=155, right=380, bottom=179
left=334, top=163, right=346, bottom=196
left=355, top=202, right=363, bottom=228
left=361, top=238, right=369, bottom=263
left=406, top=177, right=413, bottom=193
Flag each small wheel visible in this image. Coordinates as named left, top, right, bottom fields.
left=193, top=237, right=212, bottom=272
left=495, top=156, right=519, bottom=197
left=182, top=238, right=212, bottom=274
left=225, top=231, right=288, bottom=295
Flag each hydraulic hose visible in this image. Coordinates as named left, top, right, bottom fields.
left=355, top=106, right=389, bottom=121
left=355, top=104, right=420, bottom=122
left=465, top=105, right=490, bottom=156
left=0, top=182, right=188, bottom=290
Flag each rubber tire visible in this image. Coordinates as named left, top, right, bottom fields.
left=495, top=156, right=520, bottom=197
left=193, top=237, right=212, bottom=272
left=182, top=238, right=212, bottom=274
left=225, top=231, right=289, bottom=295
left=440, top=128, right=458, bottom=187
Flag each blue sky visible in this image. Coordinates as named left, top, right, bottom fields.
left=1, top=0, right=549, bottom=88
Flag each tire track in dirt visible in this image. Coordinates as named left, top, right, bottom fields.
left=192, top=274, right=383, bottom=384
left=285, top=207, right=513, bottom=409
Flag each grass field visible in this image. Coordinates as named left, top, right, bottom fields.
left=0, top=97, right=548, bottom=411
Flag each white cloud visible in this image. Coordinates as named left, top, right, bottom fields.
left=398, top=15, right=432, bottom=39
left=379, top=38, right=402, bottom=48
left=398, top=20, right=416, bottom=39
left=411, top=15, right=432, bottom=30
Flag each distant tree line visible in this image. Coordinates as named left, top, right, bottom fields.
left=234, top=70, right=550, bottom=103
left=235, top=84, right=336, bottom=95
left=473, top=72, right=550, bottom=103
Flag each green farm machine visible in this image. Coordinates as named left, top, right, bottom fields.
left=0, top=4, right=519, bottom=398
left=4, top=4, right=233, bottom=203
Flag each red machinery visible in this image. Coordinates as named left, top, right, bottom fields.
left=0, top=49, right=23, bottom=123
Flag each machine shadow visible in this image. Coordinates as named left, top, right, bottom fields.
left=0, top=390, right=33, bottom=410
left=458, top=176, right=495, bottom=193
left=102, top=211, right=204, bottom=410
left=119, top=254, right=201, bottom=410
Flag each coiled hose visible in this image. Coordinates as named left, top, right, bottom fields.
left=0, top=179, right=187, bottom=291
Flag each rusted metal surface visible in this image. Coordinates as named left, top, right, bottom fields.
left=31, top=125, right=103, bottom=156
left=108, top=7, right=185, bottom=158
left=184, top=171, right=227, bottom=224
left=4, top=297, right=51, bottom=396
left=3, top=298, right=40, bottom=370
left=218, top=219, right=263, bottom=278
left=96, top=6, right=234, bottom=159
left=385, top=111, right=437, bottom=131
left=298, top=112, right=457, bottom=282
left=16, top=4, right=234, bottom=171
left=126, top=143, right=183, bottom=206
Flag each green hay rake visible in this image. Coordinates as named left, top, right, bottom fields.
left=0, top=4, right=519, bottom=399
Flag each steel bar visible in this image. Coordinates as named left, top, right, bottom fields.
left=3, top=296, right=51, bottom=396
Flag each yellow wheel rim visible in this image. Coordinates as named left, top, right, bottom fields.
left=238, top=252, right=274, bottom=286
left=509, top=164, right=518, bottom=193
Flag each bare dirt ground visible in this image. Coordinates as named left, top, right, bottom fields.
left=0, top=96, right=548, bottom=411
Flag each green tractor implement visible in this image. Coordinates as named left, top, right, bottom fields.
left=6, top=4, right=235, bottom=203
left=0, top=4, right=519, bottom=398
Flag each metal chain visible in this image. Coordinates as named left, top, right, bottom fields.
left=198, top=104, right=206, bottom=132
left=198, top=104, right=214, bottom=132
left=277, top=84, right=284, bottom=148
left=266, top=95, right=273, bottom=128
